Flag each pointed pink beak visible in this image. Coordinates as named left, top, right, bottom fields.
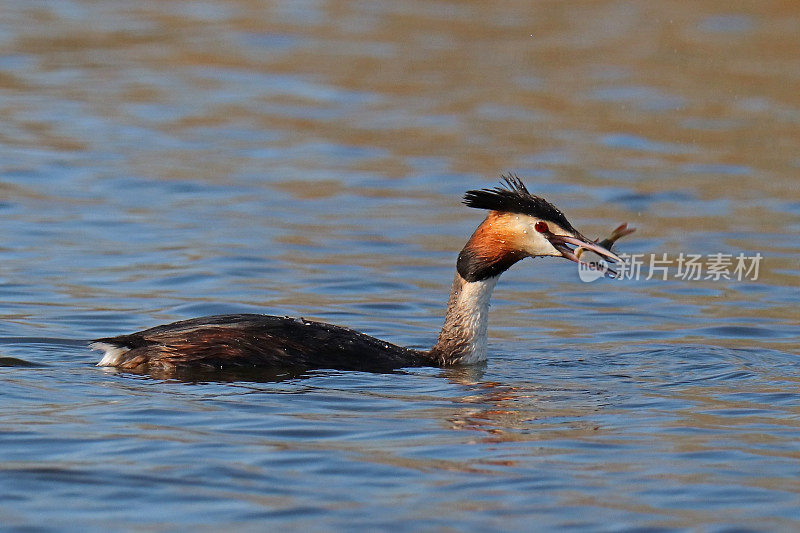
left=547, top=233, right=622, bottom=278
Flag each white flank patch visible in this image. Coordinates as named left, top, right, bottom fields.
left=90, top=342, right=128, bottom=367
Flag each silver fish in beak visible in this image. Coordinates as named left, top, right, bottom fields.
left=536, top=222, right=632, bottom=278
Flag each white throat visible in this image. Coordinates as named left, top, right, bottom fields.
left=431, top=274, right=499, bottom=365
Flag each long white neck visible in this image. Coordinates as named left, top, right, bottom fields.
left=429, top=273, right=499, bottom=365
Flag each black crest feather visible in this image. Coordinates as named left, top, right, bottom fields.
left=463, top=175, right=575, bottom=231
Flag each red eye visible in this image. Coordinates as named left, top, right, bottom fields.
left=534, top=221, right=549, bottom=233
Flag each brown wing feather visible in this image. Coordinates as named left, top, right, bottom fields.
left=94, top=314, right=430, bottom=371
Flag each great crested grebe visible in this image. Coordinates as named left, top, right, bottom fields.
left=92, top=176, right=631, bottom=372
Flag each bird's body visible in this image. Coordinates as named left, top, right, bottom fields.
left=93, top=314, right=431, bottom=371
left=93, top=176, right=631, bottom=373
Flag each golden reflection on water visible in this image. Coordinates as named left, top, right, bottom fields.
left=5, top=2, right=797, bottom=334
left=5, top=1, right=798, bottom=198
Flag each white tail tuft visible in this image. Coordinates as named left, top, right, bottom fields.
left=90, top=342, right=129, bottom=367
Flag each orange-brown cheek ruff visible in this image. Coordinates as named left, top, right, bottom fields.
left=456, top=212, right=528, bottom=282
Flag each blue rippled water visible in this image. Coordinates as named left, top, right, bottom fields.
left=1, top=1, right=799, bottom=531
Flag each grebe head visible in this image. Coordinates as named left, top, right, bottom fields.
left=457, top=175, right=621, bottom=282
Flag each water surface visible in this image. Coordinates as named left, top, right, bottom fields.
left=1, top=1, right=799, bottom=530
